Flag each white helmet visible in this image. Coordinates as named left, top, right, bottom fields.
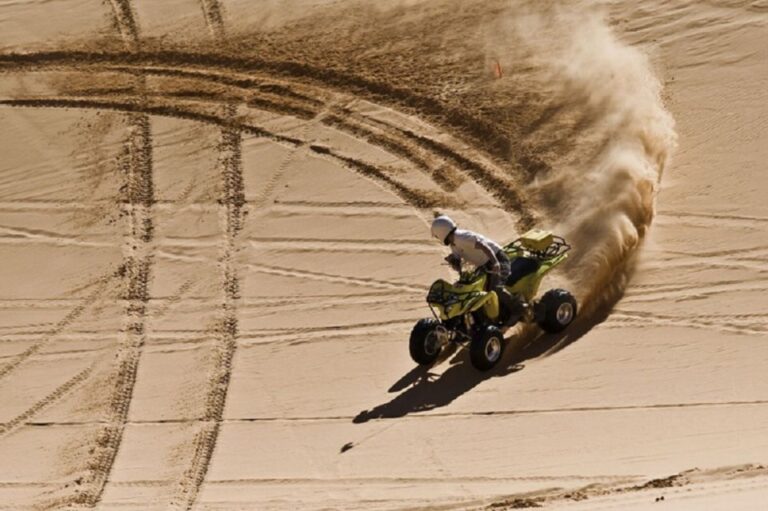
left=431, top=215, right=457, bottom=245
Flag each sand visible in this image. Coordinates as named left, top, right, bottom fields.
left=0, top=0, right=766, bottom=509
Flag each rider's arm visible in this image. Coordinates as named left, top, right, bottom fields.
left=475, top=239, right=500, bottom=271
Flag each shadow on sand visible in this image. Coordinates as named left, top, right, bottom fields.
left=353, top=304, right=612, bottom=424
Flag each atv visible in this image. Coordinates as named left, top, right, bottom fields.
left=409, top=229, right=577, bottom=371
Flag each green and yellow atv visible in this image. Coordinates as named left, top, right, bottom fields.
left=410, top=229, right=577, bottom=371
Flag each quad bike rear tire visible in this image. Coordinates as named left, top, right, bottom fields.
left=409, top=318, right=442, bottom=365
left=538, top=289, right=577, bottom=333
left=470, top=325, right=505, bottom=371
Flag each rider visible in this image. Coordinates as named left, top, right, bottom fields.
left=430, top=215, right=520, bottom=327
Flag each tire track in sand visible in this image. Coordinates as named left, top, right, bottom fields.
left=0, top=267, right=118, bottom=382
left=0, top=96, right=458, bottom=211
left=0, top=97, right=302, bottom=145
left=0, top=52, right=535, bottom=225
left=199, top=0, right=226, bottom=39
left=253, top=96, right=341, bottom=209
left=0, top=96, right=520, bottom=234
left=172, top=3, right=239, bottom=508
left=75, top=123, right=154, bottom=506
left=251, top=263, right=424, bottom=294
left=605, top=309, right=768, bottom=336
left=106, top=0, right=140, bottom=49
left=47, top=61, right=497, bottom=204
left=73, top=2, right=155, bottom=508
left=322, top=111, right=466, bottom=193
left=172, top=123, right=241, bottom=511
left=0, top=364, right=94, bottom=438
left=0, top=49, right=528, bottom=175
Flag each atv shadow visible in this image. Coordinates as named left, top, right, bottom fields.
left=353, top=346, right=523, bottom=423
left=353, top=303, right=613, bottom=424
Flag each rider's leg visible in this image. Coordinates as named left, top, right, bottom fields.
left=483, top=252, right=520, bottom=327
left=506, top=257, right=540, bottom=286
left=493, top=250, right=524, bottom=327
left=497, top=287, right=524, bottom=326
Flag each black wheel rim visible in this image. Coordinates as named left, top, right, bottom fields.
left=424, top=331, right=439, bottom=356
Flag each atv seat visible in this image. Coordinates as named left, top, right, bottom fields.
left=506, top=257, right=540, bottom=286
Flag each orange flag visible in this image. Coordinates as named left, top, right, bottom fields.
left=493, top=60, right=503, bottom=79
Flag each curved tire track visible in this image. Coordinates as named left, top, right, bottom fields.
left=57, top=62, right=478, bottom=198
left=0, top=96, right=457, bottom=212
left=0, top=49, right=519, bottom=162
left=0, top=51, right=535, bottom=224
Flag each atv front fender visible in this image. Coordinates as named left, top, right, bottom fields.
left=438, top=291, right=492, bottom=319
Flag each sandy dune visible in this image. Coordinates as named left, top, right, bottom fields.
left=0, top=0, right=766, bottom=509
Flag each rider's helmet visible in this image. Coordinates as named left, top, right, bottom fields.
left=431, top=215, right=457, bottom=245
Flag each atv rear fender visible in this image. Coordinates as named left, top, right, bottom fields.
left=506, top=251, right=569, bottom=301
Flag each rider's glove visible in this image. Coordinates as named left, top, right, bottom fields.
left=490, top=262, right=501, bottom=274
left=444, top=254, right=460, bottom=272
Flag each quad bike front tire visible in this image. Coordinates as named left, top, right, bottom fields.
left=538, top=289, right=577, bottom=333
left=409, top=318, right=442, bottom=366
left=470, top=325, right=505, bottom=371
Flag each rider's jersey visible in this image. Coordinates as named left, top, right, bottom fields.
left=450, top=229, right=502, bottom=267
